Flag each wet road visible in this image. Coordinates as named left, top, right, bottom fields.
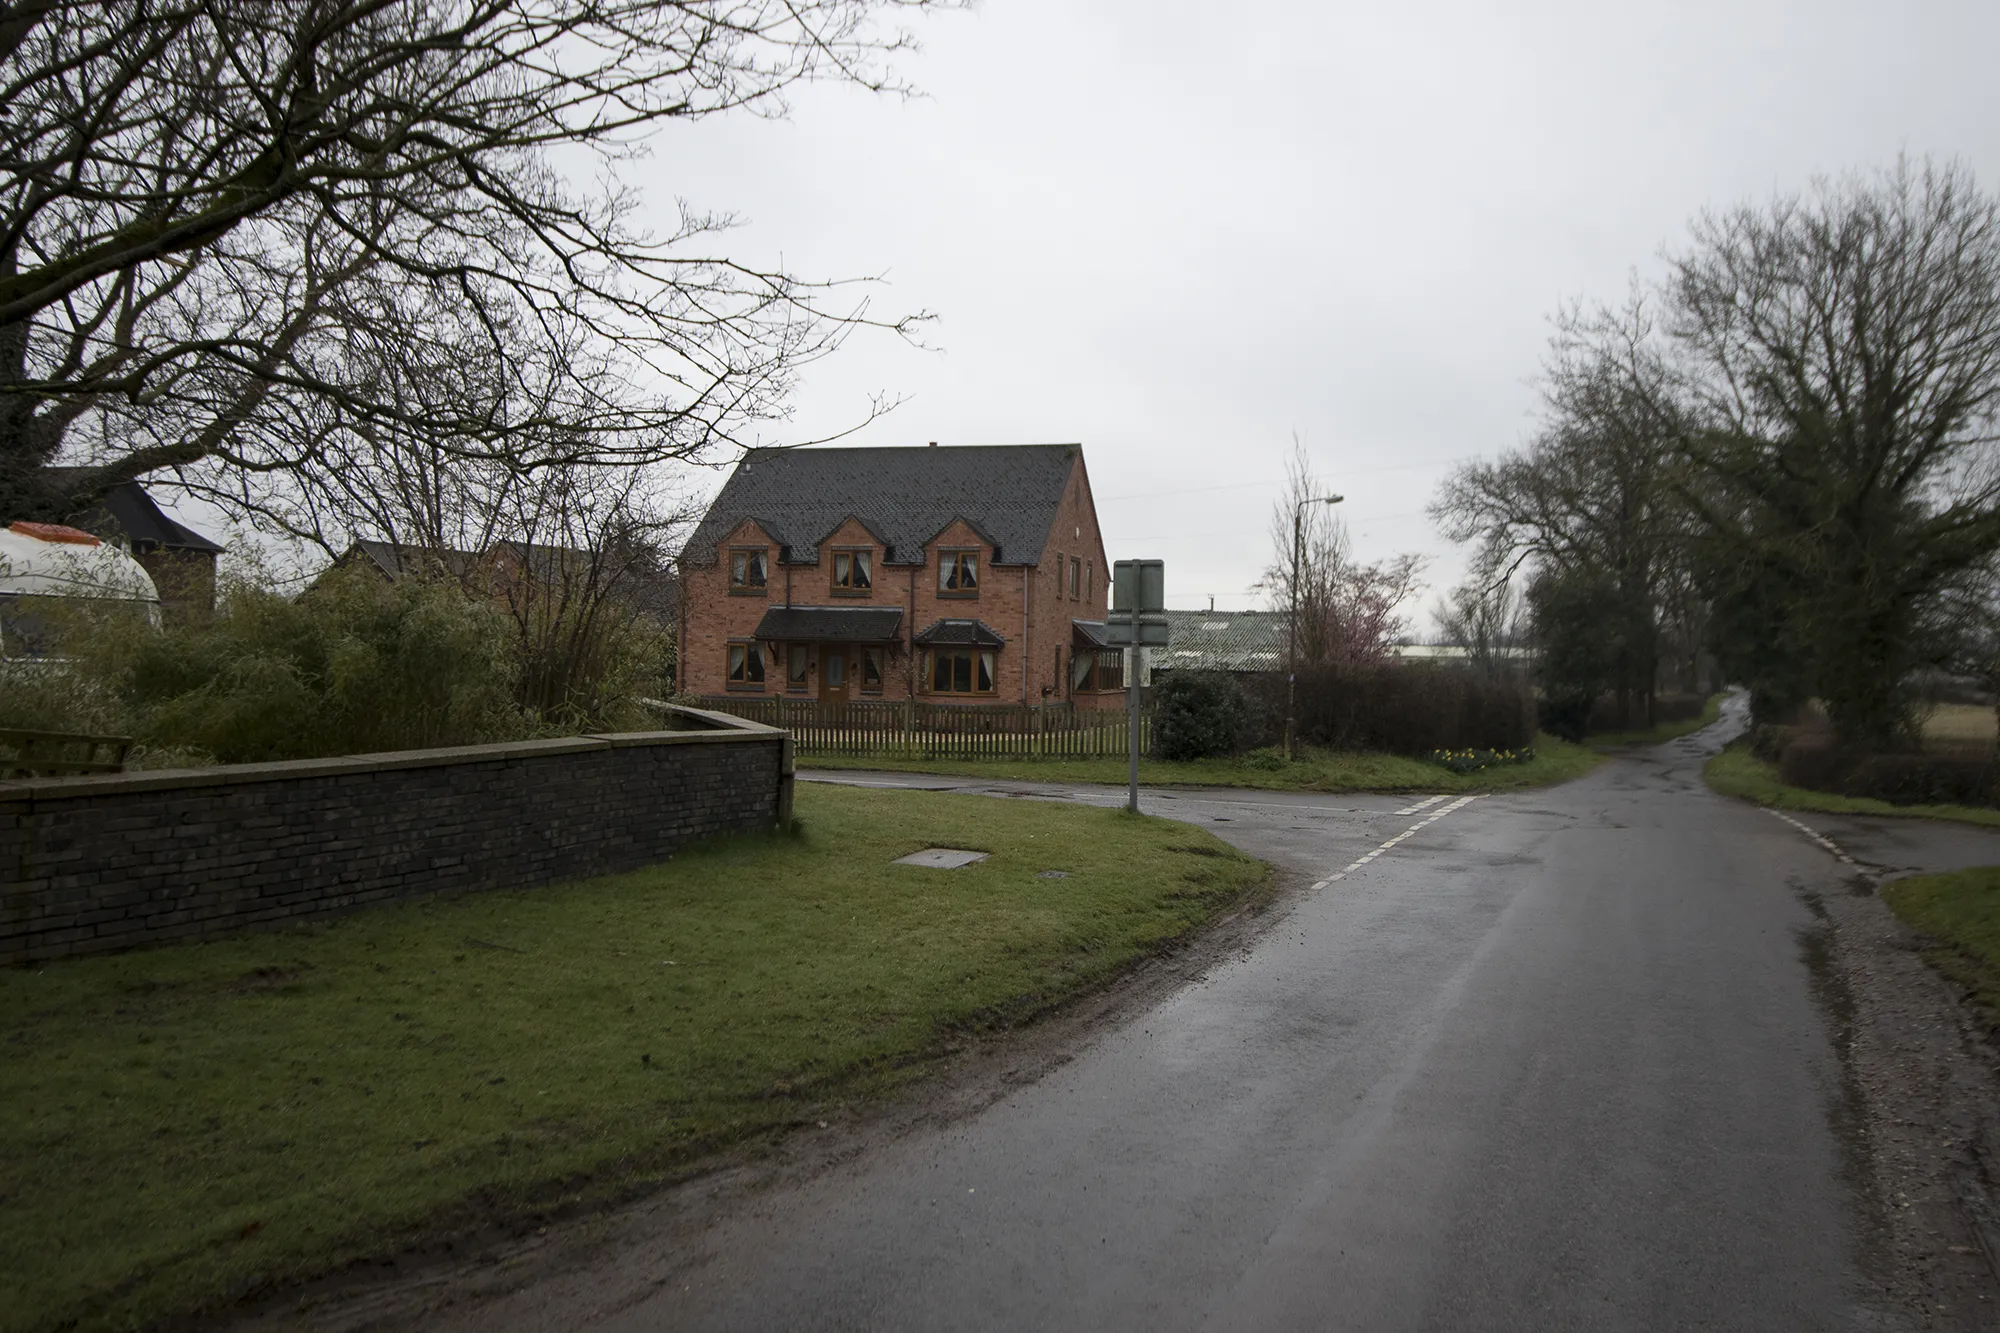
left=446, top=701, right=2000, bottom=1332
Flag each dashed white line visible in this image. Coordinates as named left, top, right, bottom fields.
left=1763, top=807, right=1856, bottom=865
left=1311, top=794, right=1484, bottom=890
left=1393, top=794, right=1448, bottom=816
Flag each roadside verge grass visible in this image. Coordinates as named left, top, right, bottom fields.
left=1882, top=868, right=2000, bottom=1026
left=803, top=732, right=1602, bottom=794
left=1586, top=693, right=1724, bottom=750
left=1704, top=741, right=2000, bottom=829
left=0, top=783, right=1267, bottom=1333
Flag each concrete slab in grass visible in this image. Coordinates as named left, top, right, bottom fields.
left=894, top=848, right=990, bottom=870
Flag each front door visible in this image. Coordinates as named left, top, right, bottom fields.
left=821, top=647, right=850, bottom=712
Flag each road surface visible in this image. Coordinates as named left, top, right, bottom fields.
left=390, top=699, right=2000, bottom=1332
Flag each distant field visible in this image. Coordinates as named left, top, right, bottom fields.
left=1924, top=703, right=1997, bottom=747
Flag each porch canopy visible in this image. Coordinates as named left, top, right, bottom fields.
left=912, top=617, right=1006, bottom=648
left=752, top=606, right=904, bottom=643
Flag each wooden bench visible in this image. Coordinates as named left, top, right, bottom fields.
left=0, top=727, right=133, bottom=779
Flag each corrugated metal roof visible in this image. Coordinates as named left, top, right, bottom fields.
left=752, top=605, right=905, bottom=642
left=1158, top=609, right=1285, bottom=673
left=684, top=444, right=1082, bottom=569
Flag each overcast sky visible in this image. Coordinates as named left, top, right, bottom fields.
left=629, top=0, right=2000, bottom=622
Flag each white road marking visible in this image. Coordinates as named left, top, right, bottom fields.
left=1393, top=794, right=1448, bottom=816
left=1763, top=808, right=1856, bottom=865
left=1311, top=794, right=1484, bottom=889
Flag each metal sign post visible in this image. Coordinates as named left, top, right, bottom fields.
left=1106, top=560, right=1167, bottom=815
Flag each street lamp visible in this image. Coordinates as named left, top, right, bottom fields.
left=1285, top=492, right=1344, bottom=761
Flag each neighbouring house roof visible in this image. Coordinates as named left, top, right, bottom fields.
left=1072, top=619, right=1112, bottom=649
left=912, top=617, right=1007, bottom=648
left=343, top=539, right=484, bottom=582
left=752, top=605, right=906, bottom=643
left=684, top=444, right=1083, bottom=569
left=48, top=474, right=224, bottom=554
left=1158, top=609, right=1285, bottom=674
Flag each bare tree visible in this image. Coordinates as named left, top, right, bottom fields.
left=1432, top=293, right=1694, bottom=725
left=1665, top=159, right=2000, bottom=746
left=1261, top=445, right=1424, bottom=667
left=1432, top=575, right=1527, bottom=682
left=0, top=0, right=944, bottom=532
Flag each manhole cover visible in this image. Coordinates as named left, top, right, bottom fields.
left=893, top=848, right=990, bottom=869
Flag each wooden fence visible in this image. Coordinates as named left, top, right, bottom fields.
left=697, top=696, right=1152, bottom=760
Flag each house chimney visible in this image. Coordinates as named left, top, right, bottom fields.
left=1208, top=595, right=1214, bottom=612
left=928, top=440, right=937, bottom=447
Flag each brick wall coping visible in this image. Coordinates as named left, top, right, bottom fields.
left=0, top=704, right=788, bottom=805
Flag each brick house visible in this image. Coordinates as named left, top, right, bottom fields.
left=57, top=477, right=225, bottom=618
left=679, top=443, right=1125, bottom=708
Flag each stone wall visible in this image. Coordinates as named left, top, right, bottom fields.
left=0, top=707, right=793, bottom=965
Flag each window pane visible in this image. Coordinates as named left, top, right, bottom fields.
left=788, top=645, right=808, bottom=684
left=978, top=652, right=994, bottom=692
left=834, top=553, right=851, bottom=584
left=853, top=553, right=871, bottom=588
left=728, top=644, right=745, bottom=681
left=962, top=554, right=978, bottom=589
left=747, top=648, right=764, bottom=682
left=731, top=552, right=746, bottom=585
left=939, top=557, right=954, bottom=591
left=749, top=551, right=766, bottom=586
left=932, top=651, right=949, bottom=691
left=863, top=649, right=882, bottom=686
left=952, top=652, right=971, bottom=692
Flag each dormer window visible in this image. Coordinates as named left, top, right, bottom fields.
left=729, top=548, right=768, bottom=592
left=938, top=550, right=979, bottom=595
left=832, top=550, right=873, bottom=594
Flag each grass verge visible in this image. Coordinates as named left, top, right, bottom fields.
left=1703, top=742, right=2000, bottom=828
left=1882, top=868, right=2000, bottom=1027
left=1586, top=693, right=1725, bottom=750
left=0, top=783, right=1267, bottom=1333
left=802, top=733, right=1602, bottom=794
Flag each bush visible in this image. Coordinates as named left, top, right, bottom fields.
left=1539, top=691, right=1594, bottom=743
left=117, top=568, right=527, bottom=763
left=1777, top=733, right=2000, bottom=807
left=1153, top=671, right=1254, bottom=761
left=1582, top=691, right=1708, bottom=735
left=1241, top=663, right=1536, bottom=754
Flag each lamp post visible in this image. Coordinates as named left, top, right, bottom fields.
left=1285, top=492, right=1344, bottom=761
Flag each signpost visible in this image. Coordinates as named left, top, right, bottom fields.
left=1105, top=560, right=1167, bottom=814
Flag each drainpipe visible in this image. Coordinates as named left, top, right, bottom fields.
left=1022, top=564, right=1031, bottom=707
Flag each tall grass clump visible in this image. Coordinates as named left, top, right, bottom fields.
left=3, top=566, right=530, bottom=764
left=124, top=567, right=527, bottom=762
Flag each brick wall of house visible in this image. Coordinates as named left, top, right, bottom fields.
left=0, top=714, right=791, bottom=966
left=1033, top=454, right=1116, bottom=707
left=679, top=456, right=1117, bottom=706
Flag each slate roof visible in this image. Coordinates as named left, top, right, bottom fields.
left=51, top=475, right=224, bottom=554
left=344, top=539, right=483, bottom=582
left=912, top=618, right=1007, bottom=647
left=1158, top=609, right=1285, bottom=673
left=752, top=605, right=905, bottom=643
left=684, top=444, right=1082, bottom=569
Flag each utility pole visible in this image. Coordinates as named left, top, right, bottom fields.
left=1284, top=492, right=1344, bottom=761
